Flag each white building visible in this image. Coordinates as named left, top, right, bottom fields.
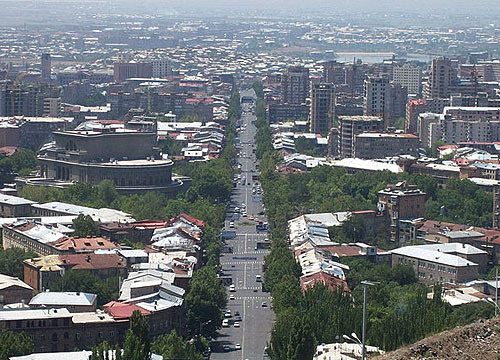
left=393, top=63, right=422, bottom=95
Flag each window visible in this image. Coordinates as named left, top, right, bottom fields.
left=64, top=332, right=69, bottom=339
left=52, top=333, right=58, bottom=342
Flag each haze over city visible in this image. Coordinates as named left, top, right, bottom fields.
left=0, top=1, right=499, bottom=360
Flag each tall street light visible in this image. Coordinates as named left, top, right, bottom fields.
left=361, top=280, right=378, bottom=360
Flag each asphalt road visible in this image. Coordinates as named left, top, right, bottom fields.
left=211, top=89, right=274, bottom=360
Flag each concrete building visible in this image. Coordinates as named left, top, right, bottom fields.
left=268, top=103, right=309, bottom=123
left=35, top=125, right=186, bottom=194
left=378, top=181, right=426, bottom=242
left=338, top=115, right=384, bottom=158
left=41, top=54, right=51, bottom=81
left=322, top=60, right=346, bottom=85
left=43, top=97, right=61, bottom=117
left=424, top=57, right=458, bottom=99
left=310, top=83, right=335, bottom=134
left=353, top=132, right=420, bottom=159
left=391, top=244, right=482, bottom=285
left=393, top=63, right=422, bottom=95
left=405, top=98, right=450, bottom=134
left=281, top=65, right=309, bottom=105
left=364, top=76, right=407, bottom=128
left=113, top=62, right=153, bottom=82
left=151, top=59, right=171, bottom=78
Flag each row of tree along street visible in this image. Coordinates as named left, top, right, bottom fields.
left=250, top=80, right=496, bottom=360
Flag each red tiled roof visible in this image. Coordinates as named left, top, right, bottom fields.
left=59, top=253, right=126, bottom=270
left=177, top=213, right=205, bottom=228
left=50, top=237, right=117, bottom=252
left=300, top=271, right=350, bottom=292
left=104, top=301, right=151, bottom=320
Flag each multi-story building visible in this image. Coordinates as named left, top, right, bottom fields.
left=393, top=63, right=422, bottom=95
left=391, top=243, right=483, bottom=285
left=418, top=107, right=500, bottom=147
left=24, top=253, right=127, bottom=292
left=378, top=181, right=426, bottom=242
left=34, top=125, right=187, bottom=194
left=310, top=83, right=335, bottom=134
left=364, top=76, right=407, bottom=128
left=322, top=60, right=346, bottom=85
left=151, top=59, right=171, bottom=78
left=281, top=66, right=309, bottom=105
left=424, top=57, right=458, bottom=99
left=353, top=133, right=420, bottom=159
left=43, top=97, right=61, bottom=117
left=268, top=103, right=309, bottom=123
left=338, top=115, right=384, bottom=158
left=405, top=98, right=450, bottom=134
left=41, top=53, right=51, bottom=81
left=113, top=62, right=153, bottom=82
left=0, top=194, right=35, bottom=217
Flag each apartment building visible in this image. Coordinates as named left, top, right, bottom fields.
left=310, top=83, right=335, bottom=134
left=353, top=132, right=420, bottom=159
left=393, top=63, right=422, bottom=95
left=338, top=115, right=384, bottom=158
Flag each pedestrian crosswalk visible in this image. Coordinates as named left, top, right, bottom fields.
left=222, top=261, right=260, bottom=265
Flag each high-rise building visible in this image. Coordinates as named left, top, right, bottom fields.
left=338, top=115, right=384, bottom=158
left=152, top=59, right=171, bottom=78
left=41, top=53, right=51, bottom=81
left=310, top=83, right=335, bottom=134
left=364, top=76, right=407, bottom=128
left=393, top=63, right=422, bottom=95
left=281, top=66, right=309, bottom=105
left=424, top=57, right=458, bottom=99
left=322, top=61, right=346, bottom=85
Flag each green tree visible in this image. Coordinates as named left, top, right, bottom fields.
left=50, top=270, right=118, bottom=306
left=122, top=311, right=151, bottom=360
left=286, top=317, right=316, bottom=360
left=90, top=341, right=122, bottom=360
left=72, top=214, right=100, bottom=237
left=0, top=331, right=34, bottom=360
left=0, top=247, right=37, bottom=279
left=185, top=266, right=227, bottom=338
left=151, top=330, right=202, bottom=360
left=98, top=180, right=118, bottom=205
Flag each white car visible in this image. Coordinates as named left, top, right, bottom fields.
left=234, top=322, right=240, bottom=328
left=235, top=344, right=241, bottom=350
left=222, top=319, right=229, bottom=327
left=229, top=222, right=235, bottom=228
left=229, top=294, right=235, bottom=300
left=229, top=284, right=236, bottom=292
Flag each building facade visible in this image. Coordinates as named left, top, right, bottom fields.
left=338, top=115, right=384, bottom=158
left=310, top=83, right=335, bottom=134
left=281, top=66, right=309, bottom=105
left=393, top=63, right=422, bottom=95
left=354, top=133, right=420, bottom=159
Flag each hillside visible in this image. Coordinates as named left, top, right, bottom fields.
left=375, top=318, right=500, bottom=360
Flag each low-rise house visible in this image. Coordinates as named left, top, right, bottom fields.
left=29, top=292, right=97, bottom=313
left=0, top=274, right=34, bottom=305
left=300, top=271, right=350, bottom=293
